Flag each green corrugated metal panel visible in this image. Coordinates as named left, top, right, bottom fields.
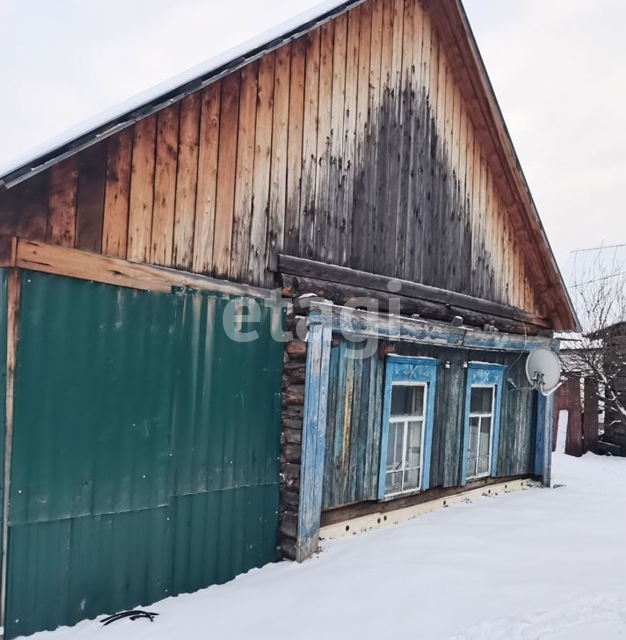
left=5, top=271, right=282, bottom=639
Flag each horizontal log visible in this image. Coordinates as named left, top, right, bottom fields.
left=308, top=301, right=555, bottom=352
left=282, top=273, right=548, bottom=337
left=279, top=254, right=550, bottom=330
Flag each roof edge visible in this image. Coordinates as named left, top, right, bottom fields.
left=442, top=0, right=580, bottom=332
left=0, top=0, right=366, bottom=191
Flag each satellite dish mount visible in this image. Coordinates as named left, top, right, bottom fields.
left=525, top=347, right=562, bottom=397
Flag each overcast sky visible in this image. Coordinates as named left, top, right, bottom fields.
left=1, top=0, right=624, bottom=280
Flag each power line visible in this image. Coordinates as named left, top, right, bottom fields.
left=570, top=269, right=626, bottom=289
left=571, top=243, right=626, bottom=254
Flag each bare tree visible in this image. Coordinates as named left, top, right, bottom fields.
left=565, top=252, right=626, bottom=436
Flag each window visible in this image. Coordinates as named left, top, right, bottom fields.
left=378, top=357, right=438, bottom=499
left=467, top=386, right=495, bottom=479
left=462, top=364, right=505, bottom=484
left=385, top=384, right=426, bottom=495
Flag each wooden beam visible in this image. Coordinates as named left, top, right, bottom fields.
left=14, top=238, right=274, bottom=300
left=282, top=273, right=546, bottom=336
left=306, top=301, right=555, bottom=353
left=279, top=254, right=550, bottom=329
left=296, top=315, right=332, bottom=562
left=0, top=268, right=20, bottom=626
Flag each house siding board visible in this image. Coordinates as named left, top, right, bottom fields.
left=5, top=271, right=282, bottom=639
left=0, top=0, right=557, bottom=325
left=321, top=337, right=538, bottom=510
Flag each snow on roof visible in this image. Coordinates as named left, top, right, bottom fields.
left=0, top=0, right=358, bottom=189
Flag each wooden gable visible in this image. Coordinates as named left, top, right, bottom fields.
left=0, top=0, right=576, bottom=331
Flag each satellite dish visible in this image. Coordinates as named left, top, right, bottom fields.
left=525, top=347, right=562, bottom=396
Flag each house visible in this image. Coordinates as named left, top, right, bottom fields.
left=0, top=0, right=577, bottom=637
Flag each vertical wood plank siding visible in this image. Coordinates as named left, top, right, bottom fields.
left=0, top=0, right=549, bottom=317
left=322, top=337, right=538, bottom=510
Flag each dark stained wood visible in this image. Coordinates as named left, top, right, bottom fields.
left=75, top=143, right=107, bottom=253
left=249, top=52, right=276, bottom=283
left=47, top=156, right=79, bottom=247
left=299, top=30, right=321, bottom=260
left=279, top=254, right=550, bottom=328
left=285, top=39, right=305, bottom=256
left=321, top=473, right=529, bottom=525
left=267, top=44, right=291, bottom=272
left=231, top=62, right=259, bottom=280
left=282, top=272, right=544, bottom=336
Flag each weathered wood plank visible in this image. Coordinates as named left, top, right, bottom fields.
left=249, top=52, right=276, bottom=284
left=329, top=13, right=347, bottom=266
left=296, top=317, right=332, bottom=562
left=102, top=128, right=132, bottom=258
left=173, top=93, right=201, bottom=269
left=299, top=30, right=321, bottom=260
left=47, top=156, right=79, bottom=247
left=314, top=21, right=334, bottom=263
left=15, top=237, right=273, bottom=299
left=350, top=1, right=371, bottom=272
left=279, top=254, right=550, bottom=327
left=193, top=82, right=221, bottom=273
left=285, top=39, right=305, bottom=256
left=213, top=71, right=241, bottom=277
left=341, top=6, right=360, bottom=267
left=127, top=114, right=157, bottom=262
left=231, top=62, right=259, bottom=280
left=151, top=103, right=179, bottom=266
left=75, top=143, right=107, bottom=252
left=267, top=44, right=291, bottom=273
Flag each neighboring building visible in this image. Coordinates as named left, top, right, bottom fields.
left=0, top=0, right=577, bottom=637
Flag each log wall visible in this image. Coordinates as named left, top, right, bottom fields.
left=0, top=0, right=551, bottom=321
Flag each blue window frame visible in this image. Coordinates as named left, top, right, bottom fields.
left=378, top=356, right=439, bottom=499
left=461, top=363, right=505, bottom=485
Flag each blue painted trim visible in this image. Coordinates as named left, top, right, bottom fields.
left=377, top=357, right=439, bottom=499
left=534, top=393, right=547, bottom=477
left=296, top=319, right=332, bottom=562
left=461, top=365, right=505, bottom=485
left=543, top=394, right=555, bottom=486
left=328, top=310, right=555, bottom=353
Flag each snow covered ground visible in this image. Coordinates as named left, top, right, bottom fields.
left=25, top=451, right=626, bottom=640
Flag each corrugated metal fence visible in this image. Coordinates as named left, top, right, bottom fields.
left=3, top=270, right=283, bottom=638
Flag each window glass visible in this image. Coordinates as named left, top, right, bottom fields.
left=479, top=418, right=492, bottom=457
left=391, top=385, right=425, bottom=417
left=385, top=384, right=427, bottom=496
left=470, top=387, right=493, bottom=414
left=467, top=384, right=496, bottom=480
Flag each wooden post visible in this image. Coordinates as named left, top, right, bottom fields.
left=1, top=268, right=20, bottom=626
left=542, top=393, right=554, bottom=486
left=564, top=377, right=584, bottom=457
left=583, top=378, right=599, bottom=453
left=296, top=314, right=332, bottom=562
left=534, top=392, right=546, bottom=477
